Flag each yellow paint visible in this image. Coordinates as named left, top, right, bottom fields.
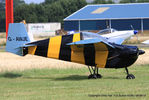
left=28, top=46, right=37, bottom=55
left=71, top=33, right=85, bottom=64
left=94, top=43, right=109, bottom=68
left=47, top=36, right=62, bottom=59
left=92, top=7, right=110, bottom=14
left=72, top=33, right=80, bottom=42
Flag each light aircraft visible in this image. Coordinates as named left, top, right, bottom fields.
left=68, top=28, right=138, bottom=44
left=6, top=23, right=145, bottom=79
left=98, top=28, right=138, bottom=44
left=142, top=40, right=149, bottom=45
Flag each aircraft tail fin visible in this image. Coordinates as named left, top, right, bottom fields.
left=6, top=23, right=34, bottom=56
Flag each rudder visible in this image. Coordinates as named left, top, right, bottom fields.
left=6, top=23, right=32, bottom=56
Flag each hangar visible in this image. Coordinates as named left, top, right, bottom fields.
left=64, top=3, right=149, bottom=32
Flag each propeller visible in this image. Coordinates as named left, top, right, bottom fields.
left=130, top=25, right=139, bottom=43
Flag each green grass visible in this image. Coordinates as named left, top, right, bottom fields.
left=0, top=65, right=149, bottom=100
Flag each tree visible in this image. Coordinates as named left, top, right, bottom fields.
left=43, top=0, right=59, bottom=4
left=35, top=4, right=48, bottom=22
left=14, top=4, right=37, bottom=22
left=44, top=0, right=86, bottom=23
left=120, top=0, right=136, bottom=3
left=0, top=0, right=5, bottom=10
left=93, top=0, right=114, bottom=4
left=13, top=0, right=25, bottom=8
left=0, top=0, right=5, bottom=32
left=0, top=11, right=5, bottom=32
left=137, top=0, right=149, bottom=3
left=13, top=0, right=87, bottom=27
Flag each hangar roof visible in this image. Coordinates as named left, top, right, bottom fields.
left=64, top=3, right=149, bottom=21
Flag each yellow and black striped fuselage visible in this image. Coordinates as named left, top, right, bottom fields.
left=24, top=33, right=109, bottom=68
left=24, top=33, right=139, bottom=69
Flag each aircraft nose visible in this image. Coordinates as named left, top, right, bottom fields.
left=125, top=46, right=139, bottom=56
left=134, top=30, right=138, bottom=35
left=129, top=47, right=145, bottom=56
left=138, top=50, right=145, bottom=55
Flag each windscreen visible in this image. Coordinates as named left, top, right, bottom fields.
left=81, top=32, right=108, bottom=42
left=97, top=28, right=117, bottom=35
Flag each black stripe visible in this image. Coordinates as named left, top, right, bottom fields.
left=27, top=38, right=49, bottom=46
left=59, top=35, right=73, bottom=61
left=23, top=47, right=28, bottom=56
left=105, top=43, right=115, bottom=68
left=80, top=32, right=83, bottom=40
left=35, top=39, right=49, bottom=57
left=84, top=44, right=96, bottom=66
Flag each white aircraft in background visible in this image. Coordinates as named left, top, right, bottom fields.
left=98, top=28, right=138, bottom=44
left=68, top=28, right=138, bottom=44
left=142, top=40, right=149, bottom=45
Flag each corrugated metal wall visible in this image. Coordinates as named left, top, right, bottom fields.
left=111, top=19, right=141, bottom=30
left=144, top=19, right=149, bottom=30
left=64, top=19, right=149, bottom=31
left=64, top=21, right=79, bottom=31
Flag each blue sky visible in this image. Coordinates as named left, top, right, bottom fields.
left=24, top=0, right=45, bottom=4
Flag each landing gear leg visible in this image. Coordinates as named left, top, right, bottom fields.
left=96, top=68, right=102, bottom=78
left=125, top=67, right=135, bottom=79
left=88, top=66, right=102, bottom=79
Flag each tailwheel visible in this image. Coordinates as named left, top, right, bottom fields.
left=126, top=74, right=135, bottom=79
left=125, top=67, right=135, bottom=79
left=87, top=66, right=102, bottom=79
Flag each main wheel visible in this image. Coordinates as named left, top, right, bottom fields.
left=96, top=74, right=102, bottom=78
left=88, top=74, right=97, bottom=79
left=126, top=74, right=135, bottom=79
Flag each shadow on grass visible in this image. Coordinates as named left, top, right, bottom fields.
left=23, top=75, right=88, bottom=81
left=23, top=76, right=51, bottom=80
left=103, top=76, right=123, bottom=80
left=53, top=75, right=123, bottom=81
left=0, top=72, right=22, bottom=78
left=53, top=75, right=88, bottom=81
left=23, top=75, right=123, bottom=81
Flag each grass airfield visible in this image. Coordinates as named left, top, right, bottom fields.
left=0, top=49, right=148, bottom=100
left=0, top=65, right=149, bottom=100
left=0, top=32, right=149, bottom=100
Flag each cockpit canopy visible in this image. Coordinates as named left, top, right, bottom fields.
left=97, top=28, right=117, bottom=35
left=81, top=32, right=108, bottom=42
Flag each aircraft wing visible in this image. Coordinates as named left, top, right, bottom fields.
left=67, top=38, right=113, bottom=68
left=107, top=37, right=125, bottom=45
left=67, top=38, right=114, bottom=50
